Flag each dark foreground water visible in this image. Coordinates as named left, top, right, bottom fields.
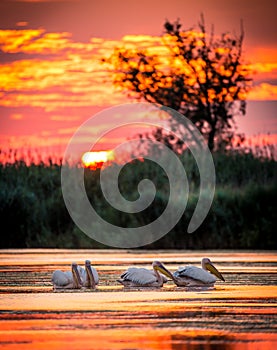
left=0, top=249, right=276, bottom=350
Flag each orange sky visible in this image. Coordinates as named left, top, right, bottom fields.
left=0, top=0, right=276, bottom=161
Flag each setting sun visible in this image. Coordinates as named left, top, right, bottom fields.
left=82, top=151, right=114, bottom=169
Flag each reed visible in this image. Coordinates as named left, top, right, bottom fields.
left=0, top=146, right=276, bottom=249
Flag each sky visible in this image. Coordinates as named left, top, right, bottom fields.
left=0, top=0, right=276, bottom=162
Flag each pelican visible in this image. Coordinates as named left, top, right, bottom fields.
left=52, top=260, right=99, bottom=289
left=82, top=260, right=99, bottom=288
left=117, top=261, right=171, bottom=288
left=52, top=262, right=82, bottom=289
left=171, top=257, right=225, bottom=287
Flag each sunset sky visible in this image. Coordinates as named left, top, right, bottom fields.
left=0, top=0, right=276, bottom=161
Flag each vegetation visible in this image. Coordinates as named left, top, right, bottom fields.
left=0, top=148, right=276, bottom=249
left=103, top=16, right=252, bottom=151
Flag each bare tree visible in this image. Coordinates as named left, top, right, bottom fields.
left=103, top=15, right=252, bottom=151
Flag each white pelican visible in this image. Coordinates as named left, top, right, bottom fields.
left=171, top=257, right=225, bottom=287
left=52, top=260, right=99, bottom=289
left=117, top=261, right=170, bottom=288
left=82, top=260, right=99, bottom=288
left=52, top=262, right=82, bottom=289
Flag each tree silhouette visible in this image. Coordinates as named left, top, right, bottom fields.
left=103, top=15, right=252, bottom=151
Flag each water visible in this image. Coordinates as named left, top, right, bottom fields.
left=0, top=249, right=276, bottom=349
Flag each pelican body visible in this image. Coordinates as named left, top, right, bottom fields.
left=172, top=258, right=225, bottom=287
left=118, top=261, right=171, bottom=288
left=52, top=260, right=99, bottom=290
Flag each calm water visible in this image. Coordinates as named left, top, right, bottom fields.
left=0, top=249, right=276, bottom=350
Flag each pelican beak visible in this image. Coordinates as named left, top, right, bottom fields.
left=206, top=262, right=225, bottom=281
left=72, top=263, right=82, bottom=288
left=155, top=263, right=174, bottom=280
left=85, top=261, right=95, bottom=288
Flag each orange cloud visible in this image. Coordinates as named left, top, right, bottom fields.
left=1, top=27, right=276, bottom=117
left=0, top=29, right=98, bottom=55
left=250, top=62, right=277, bottom=74
left=16, top=21, right=29, bottom=27
left=0, top=29, right=44, bottom=53
left=248, top=83, right=277, bottom=100
left=248, top=47, right=277, bottom=64
left=10, top=113, right=24, bottom=120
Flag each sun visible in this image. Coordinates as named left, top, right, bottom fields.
left=82, top=151, right=114, bottom=169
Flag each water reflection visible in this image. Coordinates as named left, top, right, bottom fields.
left=0, top=249, right=276, bottom=349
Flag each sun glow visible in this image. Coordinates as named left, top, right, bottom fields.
left=82, top=151, right=114, bottom=169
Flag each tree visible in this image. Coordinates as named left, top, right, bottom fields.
left=103, top=15, right=253, bottom=151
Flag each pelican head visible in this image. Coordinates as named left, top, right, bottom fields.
left=152, top=261, right=174, bottom=280
left=71, top=262, right=82, bottom=288
left=85, top=260, right=96, bottom=288
left=202, top=258, right=225, bottom=281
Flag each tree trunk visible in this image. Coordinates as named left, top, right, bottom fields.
left=208, top=126, right=215, bottom=151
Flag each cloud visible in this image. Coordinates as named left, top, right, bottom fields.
left=10, top=113, right=24, bottom=120
left=0, top=26, right=276, bottom=155
left=0, top=29, right=129, bottom=112
left=1, top=27, right=276, bottom=115
left=0, top=29, right=45, bottom=53
left=16, top=21, right=28, bottom=27
left=248, top=83, right=277, bottom=101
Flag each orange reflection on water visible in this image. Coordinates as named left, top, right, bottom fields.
left=0, top=250, right=276, bottom=350
left=1, top=323, right=277, bottom=350
left=0, top=286, right=277, bottom=310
